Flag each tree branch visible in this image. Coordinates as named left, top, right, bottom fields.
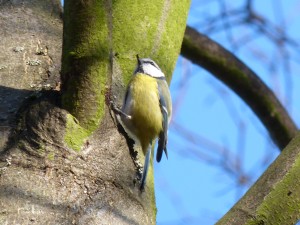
left=181, top=26, right=298, bottom=150
left=216, top=131, right=300, bottom=225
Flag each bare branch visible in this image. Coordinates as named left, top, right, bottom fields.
left=180, top=26, right=298, bottom=150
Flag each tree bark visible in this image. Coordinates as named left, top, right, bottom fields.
left=0, top=0, right=62, bottom=150
left=0, top=0, right=190, bottom=224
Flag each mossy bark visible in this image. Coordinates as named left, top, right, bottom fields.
left=60, top=0, right=191, bottom=224
left=217, top=132, right=300, bottom=225
left=61, top=0, right=190, bottom=131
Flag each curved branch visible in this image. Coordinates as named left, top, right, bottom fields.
left=180, top=25, right=298, bottom=150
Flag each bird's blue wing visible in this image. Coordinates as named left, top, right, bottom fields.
left=156, top=85, right=169, bottom=162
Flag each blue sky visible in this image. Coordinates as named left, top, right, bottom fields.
left=155, top=1, right=300, bottom=224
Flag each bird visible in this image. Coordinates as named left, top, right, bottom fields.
left=115, top=55, right=172, bottom=190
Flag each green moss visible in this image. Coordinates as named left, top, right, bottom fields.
left=155, top=1, right=191, bottom=80
left=37, top=144, right=45, bottom=155
left=62, top=0, right=109, bottom=133
left=47, top=152, right=55, bottom=160
left=64, top=113, right=89, bottom=152
left=112, top=0, right=191, bottom=84
left=246, top=133, right=300, bottom=225
left=254, top=165, right=300, bottom=223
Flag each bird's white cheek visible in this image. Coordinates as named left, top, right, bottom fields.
left=143, top=65, right=165, bottom=78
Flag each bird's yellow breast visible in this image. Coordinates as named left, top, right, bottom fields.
left=129, top=73, right=162, bottom=151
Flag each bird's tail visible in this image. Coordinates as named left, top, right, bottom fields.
left=140, top=147, right=152, bottom=190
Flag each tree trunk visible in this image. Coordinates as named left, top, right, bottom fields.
left=0, top=0, right=190, bottom=224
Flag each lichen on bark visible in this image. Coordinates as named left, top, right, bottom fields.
left=64, top=113, right=89, bottom=151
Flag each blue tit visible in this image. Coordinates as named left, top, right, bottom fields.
left=120, top=55, right=172, bottom=190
